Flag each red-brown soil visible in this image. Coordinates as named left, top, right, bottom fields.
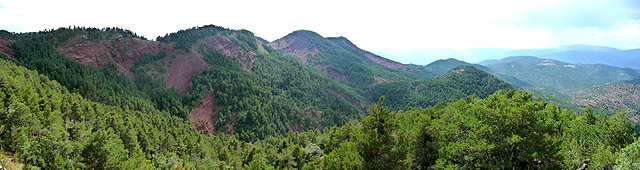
left=59, top=35, right=169, bottom=78
left=0, top=39, right=14, bottom=57
left=269, top=35, right=317, bottom=65
left=199, top=36, right=258, bottom=70
left=58, top=34, right=213, bottom=94
left=316, top=64, right=347, bottom=81
left=189, top=95, right=224, bottom=135
left=290, top=123, right=304, bottom=133
left=189, top=94, right=218, bottom=135
left=331, top=89, right=363, bottom=110
left=56, top=33, right=269, bottom=135
left=166, top=50, right=206, bottom=94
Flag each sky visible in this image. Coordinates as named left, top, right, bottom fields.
left=1, top=0, right=640, bottom=64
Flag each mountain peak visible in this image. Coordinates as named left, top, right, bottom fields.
left=286, top=30, right=324, bottom=40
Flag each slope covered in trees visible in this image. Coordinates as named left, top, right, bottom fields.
left=369, top=66, right=516, bottom=111
left=269, top=30, right=436, bottom=96
left=485, top=56, right=640, bottom=89
left=526, top=78, right=640, bottom=122
left=423, top=58, right=531, bottom=87
left=2, top=59, right=637, bottom=169
left=3, top=26, right=365, bottom=141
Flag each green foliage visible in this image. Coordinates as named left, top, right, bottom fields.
left=8, top=28, right=187, bottom=118
left=277, top=31, right=435, bottom=100
left=370, top=66, right=516, bottom=111
left=184, top=44, right=363, bottom=140
left=356, top=96, right=406, bottom=169
left=1, top=59, right=636, bottom=169
left=2, top=26, right=638, bottom=169
left=616, top=138, right=640, bottom=169
left=156, top=25, right=257, bottom=52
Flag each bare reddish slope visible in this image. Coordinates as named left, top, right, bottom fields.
left=189, top=94, right=219, bottom=135
left=0, top=39, right=14, bottom=57
left=269, top=34, right=317, bottom=65
left=331, top=37, right=407, bottom=69
left=59, top=35, right=168, bottom=77
left=199, top=36, right=259, bottom=70
left=58, top=34, right=216, bottom=94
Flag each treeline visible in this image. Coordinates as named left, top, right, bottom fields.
left=156, top=25, right=258, bottom=52
left=3, top=58, right=639, bottom=169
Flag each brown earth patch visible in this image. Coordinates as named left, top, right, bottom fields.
left=269, top=35, right=318, bottom=65
left=291, top=123, right=304, bottom=133
left=224, top=116, right=237, bottom=135
left=306, top=107, right=323, bottom=128
left=331, top=89, right=363, bottom=110
left=58, top=35, right=168, bottom=78
left=0, top=39, right=15, bottom=57
left=315, top=64, right=347, bottom=81
left=374, top=76, right=389, bottom=85
left=198, top=36, right=257, bottom=70
left=166, top=50, right=206, bottom=94
left=189, top=94, right=217, bottom=135
left=58, top=34, right=209, bottom=93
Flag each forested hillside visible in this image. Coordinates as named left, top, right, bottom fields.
left=526, top=78, right=640, bottom=123
left=269, top=30, right=436, bottom=96
left=423, top=58, right=531, bottom=87
left=2, top=59, right=639, bottom=169
left=369, top=66, right=515, bottom=111
left=2, top=26, right=365, bottom=141
left=485, top=56, right=640, bottom=89
left=3, top=25, right=639, bottom=169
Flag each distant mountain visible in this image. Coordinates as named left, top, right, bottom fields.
left=422, top=58, right=531, bottom=87
left=530, top=77, right=640, bottom=123
left=485, top=56, right=640, bottom=89
left=424, top=58, right=492, bottom=74
left=472, top=44, right=640, bottom=69
left=560, top=81, right=640, bottom=121
left=369, top=65, right=516, bottom=111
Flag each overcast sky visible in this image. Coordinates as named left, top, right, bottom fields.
left=1, top=0, right=640, bottom=63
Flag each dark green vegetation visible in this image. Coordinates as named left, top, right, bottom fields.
left=2, top=59, right=638, bottom=169
left=2, top=25, right=639, bottom=169
left=270, top=30, right=436, bottom=95
left=2, top=26, right=369, bottom=141
left=369, top=66, right=515, bottom=111
left=423, top=58, right=531, bottom=87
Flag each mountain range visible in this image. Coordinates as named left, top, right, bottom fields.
left=1, top=25, right=640, bottom=169
left=378, top=45, right=640, bottom=70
